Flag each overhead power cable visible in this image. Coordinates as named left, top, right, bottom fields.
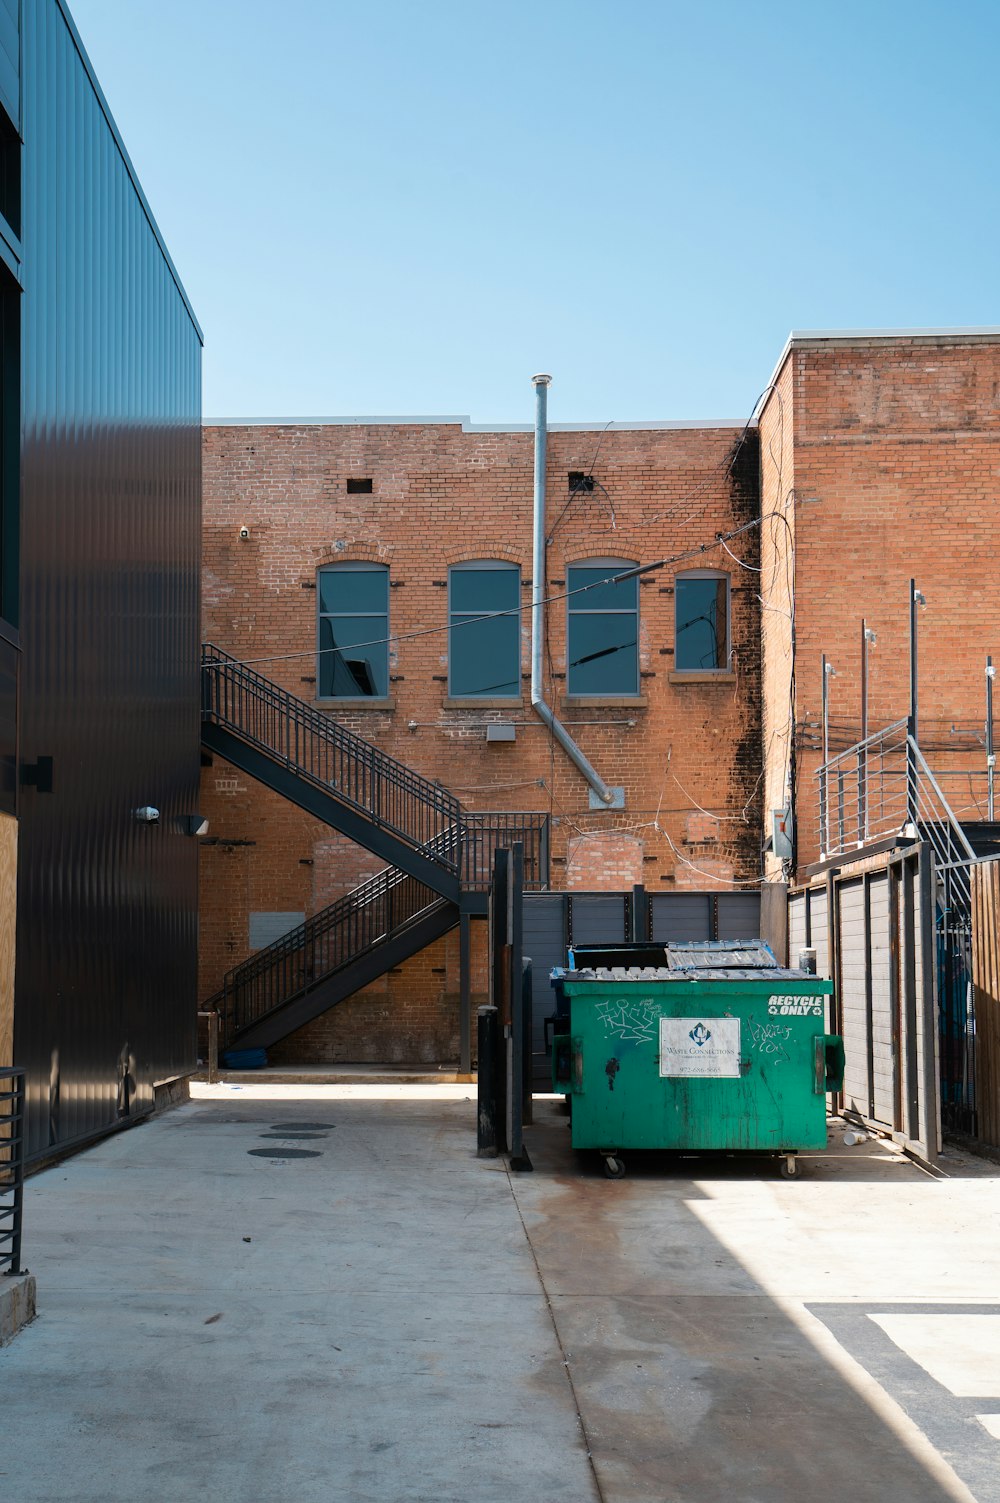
left=204, top=517, right=763, bottom=670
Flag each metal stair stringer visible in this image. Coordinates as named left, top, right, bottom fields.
left=211, top=855, right=462, bottom=1052
left=229, top=895, right=459, bottom=1052
left=202, top=644, right=462, bottom=902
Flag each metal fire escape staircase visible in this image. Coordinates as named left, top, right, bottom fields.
left=201, top=645, right=548, bottom=1049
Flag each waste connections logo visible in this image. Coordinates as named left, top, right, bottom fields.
left=768, top=995, right=823, bottom=1016
left=660, top=1016, right=741, bottom=1078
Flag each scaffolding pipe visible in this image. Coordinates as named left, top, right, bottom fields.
left=530, top=374, right=615, bottom=805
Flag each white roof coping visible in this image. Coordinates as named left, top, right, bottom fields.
left=204, top=416, right=750, bottom=433
left=760, top=325, right=1000, bottom=414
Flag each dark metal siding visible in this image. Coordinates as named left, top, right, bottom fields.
left=0, top=0, right=18, bottom=131
left=13, top=0, right=202, bottom=1158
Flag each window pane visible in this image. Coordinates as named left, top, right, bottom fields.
left=676, top=578, right=727, bottom=670
left=567, top=565, right=637, bottom=612
left=318, top=615, right=388, bottom=697
left=450, top=612, right=520, bottom=697
left=450, top=566, right=519, bottom=615
left=567, top=613, right=638, bottom=695
left=318, top=567, right=388, bottom=616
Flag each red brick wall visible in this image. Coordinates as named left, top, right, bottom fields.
left=200, top=419, right=763, bottom=1059
left=760, top=335, right=1000, bottom=873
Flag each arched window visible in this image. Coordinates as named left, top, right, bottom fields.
left=566, top=558, right=639, bottom=696
left=448, top=561, right=520, bottom=698
left=317, top=562, right=389, bottom=698
left=675, top=570, right=730, bottom=672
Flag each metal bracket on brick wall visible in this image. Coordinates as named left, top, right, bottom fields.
left=589, top=785, right=625, bottom=810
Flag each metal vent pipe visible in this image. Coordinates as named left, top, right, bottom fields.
left=530, top=374, right=615, bottom=805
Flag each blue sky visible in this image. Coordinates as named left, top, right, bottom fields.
left=70, top=0, right=1000, bottom=424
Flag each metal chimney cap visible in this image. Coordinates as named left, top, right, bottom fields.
left=531, top=373, right=553, bottom=386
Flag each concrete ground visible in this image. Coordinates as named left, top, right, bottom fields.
left=1, top=1084, right=999, bottom=1503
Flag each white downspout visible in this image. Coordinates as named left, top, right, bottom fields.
left=530, top=374, right=615, bottom=806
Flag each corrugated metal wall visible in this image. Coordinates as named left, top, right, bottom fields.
left=14, top=1, right=202, bottom=1158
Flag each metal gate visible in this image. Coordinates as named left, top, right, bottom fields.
left=788, top=848, right=939, bottom=1161
left=524, top=887, right=762, bottom=1088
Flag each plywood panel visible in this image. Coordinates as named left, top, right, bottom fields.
left=0, top=811, right=14, bottom=1070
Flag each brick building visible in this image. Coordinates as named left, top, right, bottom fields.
left=200, top=328, right=1000, bottom=1066
left=759, top=330, right=1000, bottom=877
left=200, top=409, right=763, bottom=1061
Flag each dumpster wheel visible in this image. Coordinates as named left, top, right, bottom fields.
left=602, top=1154, right=626, bottom=1180
left=779, top=1154, right=799, bottom=1179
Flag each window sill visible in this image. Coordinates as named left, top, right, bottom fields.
left=560, top=695, right=648, bottom=710
left=668, top=671, right=735, bottom=685
left=443, top=697, right=524, bottom=709
left=315, top=696, right=395, bottom=710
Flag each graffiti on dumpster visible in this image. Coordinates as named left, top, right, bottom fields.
left=596, top=998, right=659, bottom=1043
left=746, top=1017, right=792, bottom=1064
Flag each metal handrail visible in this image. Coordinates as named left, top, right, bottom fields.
left=814, top=716, right=985, bottom=860
left=201, top=646, right=553, bottom=1043
left=0, top=1067, right=25, bottom=1277
left=218, top=866, right=443, bottom=1040
left=213, top=812, right=551, bottom=1044
left=461, top=811, right=550, bottom=889
left=202, top=644, right=462, bottom=867
left=907, top=735, right=978, bottom=862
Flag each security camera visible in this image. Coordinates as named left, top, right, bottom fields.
left=239, top=526, right=250, bottom=540
left=135, top=806, right=160, bottom=824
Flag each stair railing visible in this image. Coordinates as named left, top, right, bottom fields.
left=217, top=864, right=444, bottom=1042
left=202, top=644, right=462, bottom=867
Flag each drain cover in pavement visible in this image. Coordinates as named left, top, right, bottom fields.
left=247, top=1148, right=323, bottom=1159
left=268, top=1122, right=336, bottom=1131
left=259, top=1131, right=327, bottom=1140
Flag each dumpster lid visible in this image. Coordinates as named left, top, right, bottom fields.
left=556, top=938, right=821, bottom=983
left=665, top=939, right=780, bottom=970
left=558, top=965, right=818, bottom=981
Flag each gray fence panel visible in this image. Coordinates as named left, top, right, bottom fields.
left=569, top=894, right=628, bottom=945
left=650, top=893, right=712, bottom=941
left=870, top=875, right=895, bottom=1126
left=837, top=879, right=870, bottom=1113
left=811, top=890, right=830, bottom=978
left=789, top=892, right=807, bottom=961
left=717, top=893, right=762, bottom=939
left=523, top=894, right=567, bottom=1088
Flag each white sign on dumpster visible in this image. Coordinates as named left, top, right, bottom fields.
left=659, top=1017, right=742, bottom=1078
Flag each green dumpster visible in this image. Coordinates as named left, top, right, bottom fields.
left=549, top=940, right=843, bottom=1178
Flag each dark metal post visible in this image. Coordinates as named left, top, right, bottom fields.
left=630, top=883, right=648, bottom=941
left=909, top=579, right=919, bottom=746
left=821, top=655, right=835, bottom=853
left=521, top=957, right=533, bottom=1127
left=987, top=657, right=995, bottom=823
left=476, top=1007, right=499, bottom=1157
left=459, top=911, right=472, bottom=1074
left=207, top=1011, right=218, bottom=1085
left=508, top=843, right=532, bottom=1169
left=860, top=621, right=876, bottom=841
left=489, top=847, right=510, bottom=1153
left=907, top=581, right=924, bottom=826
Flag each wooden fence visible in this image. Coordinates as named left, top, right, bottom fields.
left=971, top=860, right=1000, bottom=1149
